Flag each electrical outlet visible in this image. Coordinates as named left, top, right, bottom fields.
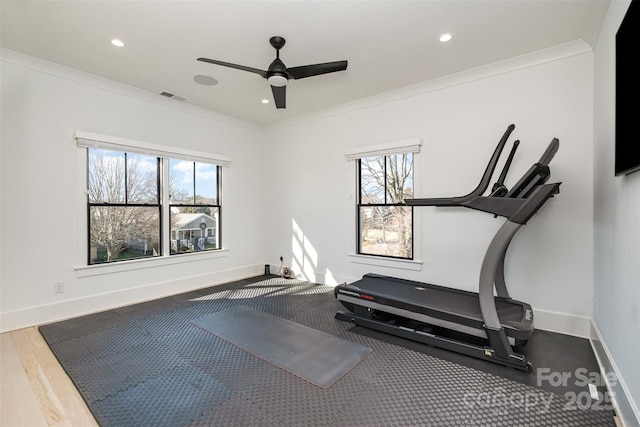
left=53, top=281, right=65, bottom=294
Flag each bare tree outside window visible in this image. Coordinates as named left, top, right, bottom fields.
left=88, top=149, right=160, bottom=263
left=358, top=153, right=413, bottom=258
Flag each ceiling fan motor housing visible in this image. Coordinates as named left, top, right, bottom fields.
left=267, top=57, right=289, bottom=86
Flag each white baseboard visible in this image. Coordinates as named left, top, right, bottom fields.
left=533, top=307, right=592, bottom=338
left=0, top=264, right=263, bottom=333
left=590, top=321, right=640, bottom=427
left=265, top=264, right=355, bottom=286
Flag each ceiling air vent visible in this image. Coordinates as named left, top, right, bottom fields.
left=159, top=91, right=187, bottom=102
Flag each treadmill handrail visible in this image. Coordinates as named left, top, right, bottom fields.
left=409, top=138, right=560, bottom=220
left=504, top=139, right=556, bottom=199
left=463, top=124, right=515, bottom=199
left=538, top=138, right=559, bottom=166
left=491, top=140, right=520, bottom=197
left=462, top=183, right=560, bottom=222
left=405, top=124, right=515, bottom=207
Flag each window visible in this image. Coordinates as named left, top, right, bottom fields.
left=357, top=153, right=414, bottom=259
left=88, top=148, right=161, bottom=264
left=81, top=131, right=229, bottom=266
left=169, top=160, right=221, bottom=254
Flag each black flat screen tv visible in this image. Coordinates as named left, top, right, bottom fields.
left=615, top=0, right=640, bottom=176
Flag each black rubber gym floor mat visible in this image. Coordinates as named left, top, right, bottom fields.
left=38, top=275, right=617, bottom=427
left=65, top=337, right=185, bottom=403
left=91, top=363, right=233, bottom=427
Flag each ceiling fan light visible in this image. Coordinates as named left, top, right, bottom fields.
left=267, top=75, right=288, bottom=87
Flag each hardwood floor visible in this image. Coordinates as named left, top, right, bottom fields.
left=1, top=327, right=97, bottom=427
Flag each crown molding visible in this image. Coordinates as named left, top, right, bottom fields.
left=1, top=48, right=262, bottom=133
left=263, top=39, right=592, bottom=133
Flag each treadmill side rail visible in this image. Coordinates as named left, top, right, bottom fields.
left=335, top=310, right=532, bottom=372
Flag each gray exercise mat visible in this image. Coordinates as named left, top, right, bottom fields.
left=192, top=305, right=371, bottom=388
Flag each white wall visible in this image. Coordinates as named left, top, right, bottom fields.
left=0, top=43, right=599, bottom=338
left=263, top=42, right=595, bottom=336
left=0, top=50, right=267, bottom=331
left=593, top=1, right=640, bottom=425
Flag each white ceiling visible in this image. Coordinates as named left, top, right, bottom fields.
left=1, top=0, right=610, bottom=126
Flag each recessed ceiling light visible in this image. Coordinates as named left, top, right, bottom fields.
left=193, top=75, right=218, bottom=86
left=439, top=33, right=453, bottom=42
left=111, top=39, right=125, bottom=47
left=261, top=99, right=270, bottom=104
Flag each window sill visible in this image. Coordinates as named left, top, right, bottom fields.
left=75, top=249, right=229, bottom=278
left=348, top=253, right=423, bottom=271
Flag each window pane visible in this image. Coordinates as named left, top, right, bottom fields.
left=360, top=156, right=386, bottom=204
left=386, top=153, right=413, bottom=203
left=89, top=206, right=160, bottom=264
left=170, top=206, right=220, bottom=254
left=88, top=148, right=125, bottom=203
left=359, top=205, right=412, bottom=258
left=169, top=159, right=194, bottom=204
left=126, top=153, right=159, bottom=204
left=194, top=162, right=218, bottom=205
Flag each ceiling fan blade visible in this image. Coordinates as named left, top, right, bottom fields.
left=271, top=85, right=286, bottom=109
left=197, top=57, right=268, bottom=78
left=287, top=60, right=348, bottom=80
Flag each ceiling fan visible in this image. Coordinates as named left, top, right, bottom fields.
left=197, top=36, right=348, bottom=109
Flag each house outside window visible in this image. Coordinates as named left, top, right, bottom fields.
left=357, top=152, right=414, bottom=259
left=169, top=160, right=221, bottom=254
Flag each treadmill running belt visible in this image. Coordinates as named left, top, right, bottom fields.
left=345, top=274, right=529, bottom=329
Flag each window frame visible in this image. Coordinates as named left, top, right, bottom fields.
left=346, top=137, right=423, bottom=271
left=356, top=153, right=415, bottom=260
left=75, top=131, right=230, bottom=274
left=86, top=149, right=163, bottom=265
left=168, top=161, right=222, bottom=255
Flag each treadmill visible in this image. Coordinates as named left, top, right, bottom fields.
left=335, top=125, right=561, bottom=371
